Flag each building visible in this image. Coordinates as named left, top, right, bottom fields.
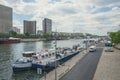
left=12, top=27, right=20, bottom=34
left=24, top=20, right=36, bottom=34
left=42, top=18, right=52, bottom=34
left=0, top=4, right=12, bottom=33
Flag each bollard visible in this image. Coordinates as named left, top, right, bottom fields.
left=37, top=68, right=42, bottom=74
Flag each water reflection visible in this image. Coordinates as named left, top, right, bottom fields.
left=42, top=41, right=53, bottom=49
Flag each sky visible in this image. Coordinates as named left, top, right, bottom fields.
left=0, top=0, right=120, bottom=35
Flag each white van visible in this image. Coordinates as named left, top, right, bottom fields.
left=89, top=46, right=96, bottom=52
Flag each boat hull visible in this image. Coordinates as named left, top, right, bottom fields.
left=13, top=67, right=31, bottom=72
left=0, top=39, right=20, bottom=44
left=12, top=62, right=32, bottom=72
left=31, top=50, right=81, bottom=70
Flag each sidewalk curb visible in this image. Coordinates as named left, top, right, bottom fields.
left=92, top=47, right=105, bottom=80
left=58, top=50, right=89, bottom=80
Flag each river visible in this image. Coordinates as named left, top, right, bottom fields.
left=0, top=39, right=85, bottom=80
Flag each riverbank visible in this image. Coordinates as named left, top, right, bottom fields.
left=20, top=38, right=69, bottom=42
left=20, top=38, right=46, bottom=42
left=93, top=47, right=120, bottom=80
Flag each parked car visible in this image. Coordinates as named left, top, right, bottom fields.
left=105, top=41, right=112, bottom=47
left=89, top=46, right=96, bottom=52
left=105, top=47, right=114, bottom=52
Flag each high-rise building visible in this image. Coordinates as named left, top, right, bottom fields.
left=24, top=20, right=36, bottom=34
left=42, top=18, right=52, bottom=34
left=0, top=4, right=12, bottom=33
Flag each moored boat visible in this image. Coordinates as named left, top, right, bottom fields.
left=31, top=46, right=84, bottom=71
left=12, top=51, right=35, bottom=72
left=0, top=37, right=20, bottom=44
left=13, top=45, right=84, bottom=72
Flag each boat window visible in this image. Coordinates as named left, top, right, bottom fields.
left=46, top=54, right=48, bottom=57
left=49, top=54, right=51, bottom=57
left=52, top=53, right=54, bottom=55
left=42, top=55, right=44, bottom=59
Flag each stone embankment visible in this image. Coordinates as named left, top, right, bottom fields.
left=21, top=38, right=46, bottom=42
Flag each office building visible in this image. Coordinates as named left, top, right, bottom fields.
left=0, top=4, right=12, bottom=33
left=42, top=18, right=52, bottom=34
left=24, top=20, right=36, bottom=34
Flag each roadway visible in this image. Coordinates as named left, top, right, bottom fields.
left=59, top=43, right=104, bottom=80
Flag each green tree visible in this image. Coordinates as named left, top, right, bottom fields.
left=25, top=33, right=30, bottom=37
left=9, top=30, right=17, bottom=37
left=110, top=31, right=120, bottom=44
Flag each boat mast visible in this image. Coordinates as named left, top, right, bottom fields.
left=54, top=28, right=57, bottom=80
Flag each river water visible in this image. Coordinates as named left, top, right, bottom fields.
left=0, top=39, right=85, bottom=80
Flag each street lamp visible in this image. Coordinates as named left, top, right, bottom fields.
left=54, top=31, right=57, bottom=80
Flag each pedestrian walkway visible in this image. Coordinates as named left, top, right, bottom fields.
left=93, top=47, right=120, bottom=80
left=40, top=50, right=88, bottom=80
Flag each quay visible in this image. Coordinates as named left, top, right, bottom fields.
left=39, top=49, right=88, bottom=80
left=93, top=47, right=120, bottom=80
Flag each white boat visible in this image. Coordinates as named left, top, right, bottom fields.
left=32, top=47, right=83, bottom=70
left=13, top=45, right=84, bottom=72
left=32, top=49, right=56, bottom=69
left=12, top=51, right=35, bottom=72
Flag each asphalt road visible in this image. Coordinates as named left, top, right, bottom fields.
left=59, top=43, right=104, bottom=80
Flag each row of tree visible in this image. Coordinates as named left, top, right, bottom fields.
left=110, top=30, right=120, bottom=44
left=0, top=31, right=98, bottom=40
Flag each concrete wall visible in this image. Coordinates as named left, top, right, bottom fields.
left=0, top=4, right=12, bottom=33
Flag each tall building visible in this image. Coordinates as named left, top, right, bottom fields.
left=0, top=4, right=12, bottom=33
left=42, top=18, right=52, bottom=34
left=24, top=20, right=36, bottom=34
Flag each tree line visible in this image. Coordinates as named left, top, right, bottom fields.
left=0, top=31, right=98, bottom=40
left=0, top=31, right=85, bottom=39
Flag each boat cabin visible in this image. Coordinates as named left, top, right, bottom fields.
left=23, top=51, right=36, bottom=57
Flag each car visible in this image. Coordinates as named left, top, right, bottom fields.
left=105, top=41, right=113, bottom=47
left=105, top=47, right=114, bottom=52
left=89, top=46, right=96, bottom=52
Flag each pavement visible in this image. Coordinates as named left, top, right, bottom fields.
left=39, top=50, right=88, bottom=80
left=93, top=47, right=120, bottom=80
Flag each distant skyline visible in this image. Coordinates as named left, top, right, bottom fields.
left=0, top=0, right=120, bottom=35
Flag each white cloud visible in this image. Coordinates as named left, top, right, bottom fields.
left=0, top=0, right=120, bottom=35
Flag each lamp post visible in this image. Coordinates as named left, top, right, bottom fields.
left=54, top=31, right=57, bottom=80
left=86, top=35, right=90, bottom=53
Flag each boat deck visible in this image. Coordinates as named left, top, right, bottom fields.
left=32, top=50, right=81, bottom=70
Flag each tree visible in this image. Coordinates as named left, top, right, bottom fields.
left=110, top=31, right=120, bottom=44
left=9, top=30, right=17, bottom=37
left=25, top=33, right=30, bottom=37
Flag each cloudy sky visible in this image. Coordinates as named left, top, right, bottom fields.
left=0, top=0, right=120, bottom=35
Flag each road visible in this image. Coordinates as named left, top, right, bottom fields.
left=59, top=43, right=104, bottom=80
